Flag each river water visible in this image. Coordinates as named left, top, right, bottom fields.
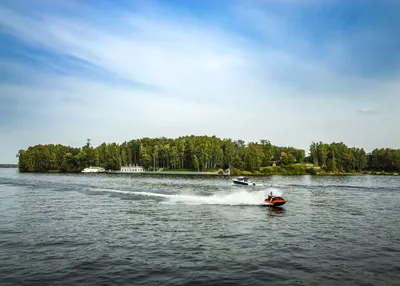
left=0, top=169, right=399, bottom=285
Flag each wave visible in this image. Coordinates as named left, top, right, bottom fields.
left=86, top=188, right=280, bottom=206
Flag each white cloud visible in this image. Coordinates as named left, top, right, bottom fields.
left=0, top=1, right=399, bottom=163
left=358, top=108, right=377, bottom=114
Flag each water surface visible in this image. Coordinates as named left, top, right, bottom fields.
left=0, top=169, right=399, bottom=285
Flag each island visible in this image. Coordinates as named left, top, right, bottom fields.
left=16, top=135, right=400, bottom=176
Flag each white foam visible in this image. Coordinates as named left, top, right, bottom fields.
left=265, top=187, right=283, bottom=197
left=89, top=188, right=270, bottom=205
left=166, top=189, right=267, bottom=205
left=88, top=187, right=284, bottom=206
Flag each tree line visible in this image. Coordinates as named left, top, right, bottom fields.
left=309, top=141, right=400, bottom=173
left=16, top=135, right=400, bottom=173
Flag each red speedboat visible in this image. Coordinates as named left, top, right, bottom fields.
left=262, top=196, right=286, bottom=207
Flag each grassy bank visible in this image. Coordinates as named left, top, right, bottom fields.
left=231, top=165, right=316, bottom=176
left=230, top=164, right=399, bottom=176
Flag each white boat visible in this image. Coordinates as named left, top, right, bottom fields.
left=232, top=176, right=256, bottom=186
left=81, top=166, right=105, bottom=173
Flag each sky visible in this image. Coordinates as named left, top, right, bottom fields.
left=1, top=0, right=399, bottom=163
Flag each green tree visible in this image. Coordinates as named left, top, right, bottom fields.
left=193, top=154, right=200, bottom=171
left=280, top=152, right=296, bottom=165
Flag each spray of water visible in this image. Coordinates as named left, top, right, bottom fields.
left=88, top=187, right=283, bottom=206
left=166, top=189, right=267, bottom=205
left=265, top=188, right=283, bottom=197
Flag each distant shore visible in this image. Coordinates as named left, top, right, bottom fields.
left=107, top=170, right=220, bottom=176
left=36, top=168, right=400, bottom=176
left=106, top=171, right=398, bottom=176
left=0, top=164, right=18, bottom=168
left=15, top=135, right=400, bottom=175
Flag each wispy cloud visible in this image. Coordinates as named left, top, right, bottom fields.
left=0, top=0, right=399, bottom=162
left=358, top=108, right=377, bottom=115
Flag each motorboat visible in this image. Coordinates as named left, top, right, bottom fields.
left=232, top=176, right=256, bottom=186
left=261, top=189, right=286, bottom=206
left=262, top=196, right=286, bottom=207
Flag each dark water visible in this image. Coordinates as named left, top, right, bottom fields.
left=0, top=169, right=399, bottom=286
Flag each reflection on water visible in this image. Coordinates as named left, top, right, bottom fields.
left=266, top=206, right=286, bottom=216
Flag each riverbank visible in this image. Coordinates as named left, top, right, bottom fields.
left=16, top=165, right=399, bottom=176
left=230, top=165, right=399, bottom=176
left=107, top=170, right=221, bottom=176
left=44, top=169, right=399, bottom=176
left=16, top=136, right=400, bottom=176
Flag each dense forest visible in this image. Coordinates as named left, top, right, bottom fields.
left=16, top=135, right=400, bottom=174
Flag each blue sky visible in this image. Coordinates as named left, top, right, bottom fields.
left=1, top=0, right=399, bottom=163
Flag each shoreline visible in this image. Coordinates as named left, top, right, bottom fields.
left=16, top=136, right=400, bottom=176
left=107, top=170, right=221, bottom=176
left=15, top=169, right=399, bottom=176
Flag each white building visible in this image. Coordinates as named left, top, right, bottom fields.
left=120, top=164, right=144, bottom=173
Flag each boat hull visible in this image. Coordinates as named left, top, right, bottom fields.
left=263, top=198, right=286, bottom=206
left=232, top=180, right=255, bottom=186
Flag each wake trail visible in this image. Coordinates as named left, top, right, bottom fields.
left=88, top=187, right=282, bottom=206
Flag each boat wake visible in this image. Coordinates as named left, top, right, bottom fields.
left=88, top=187, right=283, bottom=206
left=232, top=183, right=264, bottom=187
left=165, top=189, right=267, bottom=205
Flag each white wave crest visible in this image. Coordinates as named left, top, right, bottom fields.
left=265, top=188, right=283, bottom=197
left=88, top=188, right=283, bottom=206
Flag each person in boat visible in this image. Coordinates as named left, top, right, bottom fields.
left=268, top=191, right=274, bottom=202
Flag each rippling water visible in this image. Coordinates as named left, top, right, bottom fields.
left=0, top=169, right=399, bottom=285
